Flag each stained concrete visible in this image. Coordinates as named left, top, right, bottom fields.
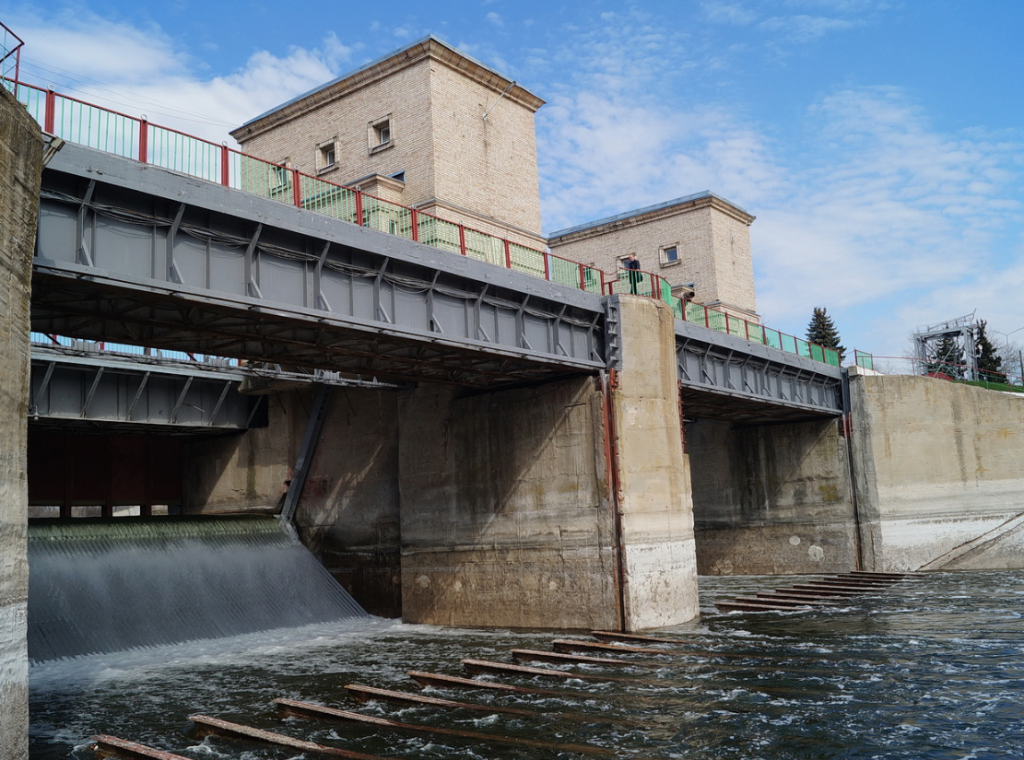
left=397, top=377, right=620, bottom=629
left=849, top=369, right=1024, bottom=572
left=1, top=85, right=43, bottom=760
left=689, top=417, right=859, bottom=575
left=183, top=386, right=402, bottom=616
left=611, top=297, right=699, bottom=628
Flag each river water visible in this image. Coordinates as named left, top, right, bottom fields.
left=29, top=570, right=1024, bottom=759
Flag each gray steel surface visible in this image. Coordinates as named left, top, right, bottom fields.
left=32, top=143, right=606, bottom=388
left=29, top=347, right=264, bottom=432
left=674, top=318, right=844, bottom=422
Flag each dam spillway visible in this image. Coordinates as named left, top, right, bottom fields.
left=27, top=516, right=367, bottom=662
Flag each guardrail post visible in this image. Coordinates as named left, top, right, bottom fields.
left=578, top=263, right=586, bottom=291
left=503, top=239, right=512, bottom=269
left=458, top=224, right=466, bottom=255
left=354, top=190, right=364, bottom=227
left=220, top=144, right=230, bottom=187
left=410, top=209, right=419, bottom=242
left=543, top=251, right=550, bottom=280
left=138, top=117, right=148, bottom=163
left=291, top=168, right=302, bottom=208
left=44, top=87, right=56, bottom=133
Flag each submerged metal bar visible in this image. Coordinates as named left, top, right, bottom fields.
left=274, top=698, right=616, bottom=757
left=509, top=648, right=663, bottom=668
left=405, top=670, right=566, bottom=697
left=344, top=684, right=538, bottom=717
left=189, top=715, right=389, bottom=760
left=90, top=735, right=191, bottom=760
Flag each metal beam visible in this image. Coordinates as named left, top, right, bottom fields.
left=35, top=143, right=606, bottom=388
left=675, top=319, right=843, bottom=422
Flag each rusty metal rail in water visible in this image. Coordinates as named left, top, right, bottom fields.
left=3, top=66, right=847, bottom=368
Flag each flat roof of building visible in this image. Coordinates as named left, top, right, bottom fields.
left=238, top=34, right=544, bottom=131
left=547, top=191, right=753, bottom=239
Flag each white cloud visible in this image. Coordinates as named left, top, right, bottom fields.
left=10, top=11, right=350, bottom=144
left=486, top=12, right=503, bottom=27
left=753, top=87, right=1023, bottom=355
left=702, top=2, right=759, bottom=25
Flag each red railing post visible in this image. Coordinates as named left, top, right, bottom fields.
left=503, top=239, right=512, bottom=270
left=292, top=168, right=302, bottom=208
left=220, top=144, right=230, bottom=187
left=458, top=224, right=467, bottom=255
left=355, top=190, right=364, bottom=226
left=543, top=251, right=550, bottom=281
left=704, top=306, right=711, bottom=329
left=410, top=209, right=419, bottom=242
left=138, top=117, right=148, bottom=163
left=44, top=87, right=56, bottom=134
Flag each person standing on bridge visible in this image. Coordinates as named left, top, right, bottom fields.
left=624, top=253, right=641, bottom=295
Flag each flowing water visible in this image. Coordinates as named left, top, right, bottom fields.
left=29, top=570, right=1024, bottom=759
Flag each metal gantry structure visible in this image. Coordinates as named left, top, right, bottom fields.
left=913, top=312, right=979, bottom=381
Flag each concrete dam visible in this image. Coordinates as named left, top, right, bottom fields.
left=4, top=74, right=1024, bottom=758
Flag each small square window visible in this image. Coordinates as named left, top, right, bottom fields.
left=369, top=116, right=394, bottom=153
left=317, top=139, right=338, bottom=173
left=660, top=244, right=680, bottom=266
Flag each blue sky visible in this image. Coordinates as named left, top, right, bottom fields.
left=3, top=0, right=1023, bottom=368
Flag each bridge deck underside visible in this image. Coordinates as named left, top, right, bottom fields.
left=33, top=144, right=606, bottom=388
left=676, top=326, right=844, bottom=423
left=29, top=349, right=264, bottom=434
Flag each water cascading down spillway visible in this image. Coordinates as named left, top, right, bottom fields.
left=27, top=516, right=368, bottom=662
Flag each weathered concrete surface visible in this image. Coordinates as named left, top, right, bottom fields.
left=1, top=85, right=42, bottom=760
left=397, top=377, right=620, bottom=629
left=689, top=418, right=859, bottom=575
left=293, top=388, right=401, bottom=618
left=183, top=386, right=402, bottom=616
left=849, top=370, right=1024, bottom=572
left=611, top=297, right=699, bottom=628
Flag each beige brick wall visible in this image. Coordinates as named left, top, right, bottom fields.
left=232, top=40, right=545, bottom=249
left=549, top=197, right=757, bottom=319
left=234, top=61, right=437, bottom=207
left=428, top=63, right=542, bottom=236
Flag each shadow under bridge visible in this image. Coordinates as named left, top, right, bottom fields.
left=32, top=142, right=606, bottom=387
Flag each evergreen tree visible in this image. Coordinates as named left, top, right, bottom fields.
left=975, top=320, right=1005, bottom=383
left=805, top=307, right=846, bottom=363
left=925, top=335, right=966, bottom=379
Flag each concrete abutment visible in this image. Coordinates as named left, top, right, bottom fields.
left=1, top=85, right=43, bottom=760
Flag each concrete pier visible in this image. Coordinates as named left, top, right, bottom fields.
left=690, top=417, right=858, bottom=575
left=1, top=85, right=43, bottom=760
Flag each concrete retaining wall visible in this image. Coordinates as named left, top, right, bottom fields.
left=689, top=418, right=859, bottom=575
left=1, top=85, right=43, bottom=760
left=850, top=370, right=1024, bottom=572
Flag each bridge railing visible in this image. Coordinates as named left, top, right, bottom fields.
left=8, top=73, right=844, bottom=368
left=0, top=22, right=22, bottom=92
left=30, top=332, right=240, bottom=367
left=605, top=268, right=842, bottom=367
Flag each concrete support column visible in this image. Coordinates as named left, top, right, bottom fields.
left=609, top=297, right=699, bottom=629
left=1, top=86, right=43, bottom=760
left=397, top=377, right=619, bottom=630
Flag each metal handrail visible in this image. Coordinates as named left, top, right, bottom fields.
left=4, top=67, right=849, bottom=367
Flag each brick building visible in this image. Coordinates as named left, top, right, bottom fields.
left=548, top=193, right=758, bottom=320
left=232, top=36, right=758, bottom=320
